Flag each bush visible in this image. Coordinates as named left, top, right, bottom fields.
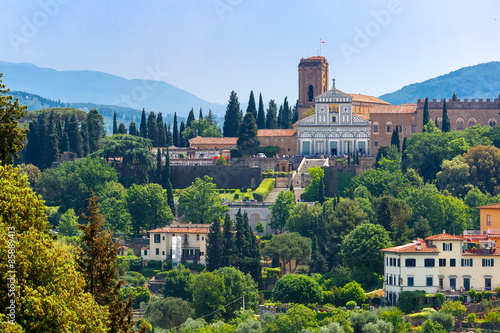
left=346, top=300, right=356, bottom=310
left=243, top=193, right=251, bottom=201
left=253, top=178, right=276, bottom=202
left=341, top=281, right=366, bottom=305
left=230, top=148, right=242, bottom=158
left=266, top=169, right=273, bottom=173
left=125, top=271, right=147, bottom=287
left=272, top=274, right=323, bottom=304
left=146, top=260, right=162, bottom=270
left=226, top=189, right=232, bottom=193
left=234, top=189, right=241, bottom=200
left=467, top=313, right=476, bottom=323
left=361, top=304, right=369, bottom=311
left=258, top=146, right=280, bottom=157
left=219, top=189, right=225, bottom=194
left=429, top=311, right=454, bottom=332
left=142, top=268, right=155, bottom=278
left=322, top=291, right=336, bottom=305
left=484, top=311, right=500, bottom=323
left=246, top=188, right=252, bottom=192
left=122, top=286, right=151, bottom=309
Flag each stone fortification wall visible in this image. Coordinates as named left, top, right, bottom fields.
left=170, top=165, right=262, bottom=190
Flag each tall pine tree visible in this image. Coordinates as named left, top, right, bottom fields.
left=187, top=108, right=195, bottom=129
left=246, top=91, right=257, bottom=119
left=128, top=121, right=138, bottom=136
left=206, top=216, right=223, bottom=271
left=257, top=93, right=265, bottom=129
left=237, top=111, right=260, bottom=156
left=390, top=126, right=400, bottom=152
left=221, top=213, right=236, bottom=267
left=164, top=148, right=175, bottom=216
left=173, top=112, right=179, bottom=147
left=147, top=111, right=158, bottom=146
left=423, top=97, right=430, bottom=130
left=199, top=107, right=203, bottom=120
left=67, top=113, right=82, bottom=157
left=156, top=148, right=162, bottom=184
left=266, top=99, right=278, bottom=129
left=157, top=112, right=167, bottom=147
left=281, top=97, right=291, bottom=129
left=223, top=91, right=241, bottom=137
left=179, top=121, right=186, bottom=147
left=140, top=108, right=147, bottom=138
left=113, top=111, right=117, bottom=134
left=166, top=123, right=173, bottom=147
left=442, top=99, right=450, bottom=132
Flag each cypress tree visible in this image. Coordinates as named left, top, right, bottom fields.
left=246, top=91, right=257, bottom=119
left=257, top=93, right=265, bottom=129
left=292, top=100, right=299, bottom=124
left=187, top=108, right=195, bottom=129
left=277, top=104, right=283, bottom=129
left=173, top=112, right=179, bottom=147
left=442, top=99, right=451, bottom=132
left=60, top=131, right=70, bottom=152
left=179, top=121, right=186, bottom=147
left=117, top=123, right=127, bottom=134
left=26, top=121, right=40, bottom=167
left=147, top=111, right=158, bottom=146
left=401, top=137, right=408, bottom=171
left=86, top=109, right=104, bottom=154
left=199, top=107, right=203, bottom=120
left=266, top=99, right=278, bottom=129
left=164, top=147, right=175, bottom=216
left=36, top=113, right=47, bottom=167
left=318, top=177, right=325, bottom=204
left=166, top=123, right=173, bottom=147
left=310, top=236, right=328, bottom=274
left=221, top=213, right=236, bottom=267
left=281, top=97, right=291, bottom=129
left=157, top=113, right=167, bottom=147
left=206, top=216, right=223, bottom=271
left=289, top=181, right=294, bottom=194
left=207, top=109, right=215, bottom=126
left=423, top=97, right=430, bottom=129
left=452, top=92, right=457, bottom=101
left=156, top=148, right=162, bottom=184
left=390, top=126, right=400, bottom=152
left=223, top=91, right=241, bottom=137
left=56, top=117, right=63, bottom=150
left=128, top=121, right=138, bottom=136
left=237, top=111, right=260, bottom=156
left=244, top=211, right=262, bottom=283
left=140, top=108, right=147, bottom=138
left=67, top=114, right=82, bottom=157
left=80, top=121, right=90, bottom=157
left=113, top=111, right=117, bottom=134
left=234, top=209, right=247, bottom=261
left=347, top=142, right=351, bottom=165
left=45, top=111, right=59, bottom=169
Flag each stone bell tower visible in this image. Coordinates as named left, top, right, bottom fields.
left=297, top=56, right=329, bottom=119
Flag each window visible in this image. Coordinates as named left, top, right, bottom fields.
left=439, top=258, right=446, bottom=267
left=373, top=125, right=379, bottom=133
left=332, top=116, right=336, bottom=123
left=482, top=258, right=494, bottom=267
left=407, top=277, right=414, bottom=286
left=202, top=236, right=204, bottom=241
left=200, top=251, right=204, bottom=256
left=461, top=258, right=473, bottom=267
left=490, top=119, right=497, bottom=127
left=155, top=248, right=159, bottom=255
left=457, top=120, right=464, bottom=130
left=426, top=277, right=433, bottom=287
left=450, top=259, right=456, bottom=267
left=162, top=236, right=165, bottom=240
left=266, top=139, right=269, bottom=143
left=487, top=214, right=492, bottom=226
left=443, top=243, right=452, bottom=251
left=405, top=258, right=416, bottom=267
left=154, top=234, right=161, bottom=243
left=411, top=125, right=416, bottom=133
left=450, top=278, right=456, bottom=290
left=398, top=125, right=402, bottom=132
left=386, top=257, right=388, bottom=265
left=387, top=125, right=392, bottom=133
left=281, top=138, right=284, bottom=142
left=390, top=258, right=393, bottom=266
left=162, top=251, right=165, bottom=255
left=197, top=234, right=200, bottom=241
left=288, top=148, right=290, bottom=151
left=424, top=258, right=435, bottom=267
left=374, top=141, right=378, bottom=147
left=389, top=275, right=393, bottom=285
left=144, top=250, right=148, bottom=255
left=398, top=258, right=401, bottom=267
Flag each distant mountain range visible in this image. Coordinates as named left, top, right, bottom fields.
left=379, top=62, right=500, bottom=105
left=0, top=61, right=225, bottom=117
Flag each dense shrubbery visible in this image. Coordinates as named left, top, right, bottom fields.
left=253, top=178, right=276, bottom=201
left=258, top=145, right=280, bottom=157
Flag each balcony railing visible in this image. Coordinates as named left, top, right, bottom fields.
left=462, top=248, right=495, bottom=255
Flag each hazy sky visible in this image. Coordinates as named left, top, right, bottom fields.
left=1, top=0, right=498, bottom=105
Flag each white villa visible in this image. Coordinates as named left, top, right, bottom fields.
left=381, top=232, right=500, bottom=305
left=296, top=81, right=371, bottom=156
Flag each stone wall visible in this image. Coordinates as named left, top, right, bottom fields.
left=322, top=165, right=358, bottom=197
left=170, top=165, right=262, bottom=190
left=229, top=157, right=303, bottom=172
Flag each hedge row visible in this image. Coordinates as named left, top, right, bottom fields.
left=262, top=171, right=291, bottom=178
left=253, top=179, right=275, bottom=202
left=234, top=189, right=241, bottom=200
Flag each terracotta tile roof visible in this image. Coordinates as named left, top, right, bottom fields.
left=425, top=233, right=463, bottom=241
left=370, top=104, right=417, bottom=114
left=349, top=94, right=391, bottom=105
left=477, top=203, right=500, bottom=209
left=148, top=225, right=210, bottom=234
left=306, top=56, right=326, bottom=60
left=381, top=239, right=439, bottom=253
left=257, top=129, right=296, bottom=137
left=189, top=136, right=237, bottom=145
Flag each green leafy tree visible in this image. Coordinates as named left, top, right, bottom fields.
left=286, top=203, right=321, bottom=237
left=436, top=155, right=471, bottom=197
left=0, top=164, right=109, bottom=332
left=117, top=123, right=127, bottom=134
left=17, top=163, right=41, bottom=185
left=98, top=181, right=132, bottom=235
left=216, top=155, right=228, bottom=165
left=428, top=312, right=454, bottom=332
left=144, top=297, right=191, bottom=330
left=85, top=109, right=105, bottom=154
left=272, top=274, right=322, bottom=304
left=270, top=190, right=295, bottom=233
left=301, top=166, right=325, bottom=202
left=266, top=99, right=278, bottom=129
left=439, top=300, right=466, bottom=318
left=264, top=304, right=319, bottom=333
left=373, top=196, right=412, bottom=245
left=182, top=118, right=222, bottom=142
left=0, top=74, right=28, bottom=165
left=57, top=208, right=80, bottom=237
left=421, top=320, right=446, bottom=333
left=256, top=221, right=265, bottom=234
left=223, top=91, right=242, bottom=137
left=177, top=176, right=229, bottom=224
left=161, top=264, right=193, bottom=301
left=464, top=145, right=500, bottom=195
left=341, top=281, right=366, bottom=305
left=77, top=194, right=137, bottom=333
left=191, top=271, right=226, bottom=321
left=257, top=93, right=266, bottom=129
left=266, top=232, right=311, bottom=274
left=378, top=307, right=411, bottom=333
left=237, top=111, right=260, bottom=156
left=423, top=97, right=430, bottom=129
left=441, top=100, right=450, bottom=132
left=126, top=183, right=174, bottom=236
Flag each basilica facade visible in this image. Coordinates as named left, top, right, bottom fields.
left=296, top=82, right=371, bottom=156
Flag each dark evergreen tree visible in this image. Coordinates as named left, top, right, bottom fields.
left=423, top=97, right=430, bottom=129
left=179, top=121, right=186, bottom=147
left=310, top=236, right=328, bottom=274
left=147, top=111, right=158, bottom=146
left=81, top=121, right=90, bottom=157
left=164, top=147, right=175, bottom=216
left=266, top=99, right=278, bottom=129
left=36, top=113, right=47, bottom=167
left=26, top=121, right=40, bottom=167
left=140, top=108, right=147, bottom=138
left=166, top=123, right=173, bottom=147
left=199, top=107, right=203, bottom=120
left=442, top=99, right=451, bottom=132
left=173, top=112, right=179, bottom=147
left=157, top=113, right=167, bottom=147
left=117, top=123, right=127, bottom=134
left=128, top=121, right=138, bottom=136
left=56, top=117, right=64, bottom=150
left=113, top=111, right=117, bottom=134
left=318, top=177, right=325, bottom=204
left=257, top=93, right=265, bottom=129
left=187, top=108, right=195, bottom=129
left=44, top=111, right=59, bottom=169
left=246, top=91, right=257, bottom=119
left=156, top=148, right=162, bottom=184
left=67, top=113, right=82, bottom=157
left=207, top=109, right=215, bottom=126
left=452, top=92, right=458, bottom=101
left=234, top=209, right=247, bottom=260
left=390, top=126, right=400, bottom=152
left=206, top=216, right=223, bottom=271
left=60, top=131, right=70, bottom=153
left=223, top=91, right=241, bottom=137
left=237, top=111, right=260, bottom=156
left=292, top=100, right=299, bottom=124
left=221, top=213, right=236, bottom=267
left=86, top=109, right=105, bottom=153
left=243, top=211, right=262, bottom=283
left=289, top=181, right=294, bottom=194
left=277, top=104, right=283, bottom=129
left=281, top=97, right=291, bottom=129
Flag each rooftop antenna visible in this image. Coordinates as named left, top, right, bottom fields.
left=319, top=38, right=325, bottom=56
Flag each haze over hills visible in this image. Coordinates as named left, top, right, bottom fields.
left=379, top=62, right=500, bottom=105
left=0, top=61, right=226, bottom=117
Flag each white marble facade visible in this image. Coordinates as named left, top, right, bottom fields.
left=296, top=85, right=371, bottom=156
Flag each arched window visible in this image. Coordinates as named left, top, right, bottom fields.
left=468, top=119, right=476, bottom=127
left=308, top=85, right=314, bottom=102
left=456, top=119, right=464, bottom=130
left=490, top=119, right=497, bottom=127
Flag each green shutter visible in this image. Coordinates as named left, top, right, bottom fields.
left=443, top=243, right=445, bottom=251
left=461, top=259, right=464, bottom=267
left=483, top=258, right=486, bottom=267
left=492, top=259, right=494, bottom=267
left=470, top=259, right=473, bottom=267
left=450, top=243, right=452, bottom=251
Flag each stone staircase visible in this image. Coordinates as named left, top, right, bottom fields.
left=293, top=158, right=329, bottom=188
